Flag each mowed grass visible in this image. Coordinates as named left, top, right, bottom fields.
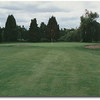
left=0, top=42, right=100, bottom=96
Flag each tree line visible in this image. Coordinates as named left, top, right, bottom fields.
left=0, top=9, right=100, bottom=43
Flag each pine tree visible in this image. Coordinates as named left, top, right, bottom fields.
left=4, top=15, right=17, bottom=42
left=29, top=18, right=39, bottom=42
left=0, top=27, right=2, bottom=42
left=47, top=16, right=59, bottom=42
left=39, top=22, right=48, bottom=42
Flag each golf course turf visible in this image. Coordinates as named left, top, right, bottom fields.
left=0, top=42, right=100, bottom=96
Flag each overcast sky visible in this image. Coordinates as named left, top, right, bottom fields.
left=0, top=1, right=100, bottom=29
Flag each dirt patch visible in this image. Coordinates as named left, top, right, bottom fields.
left=85, top=45, right=100, bottom=49
left=8, top=45, right=33, bottom=47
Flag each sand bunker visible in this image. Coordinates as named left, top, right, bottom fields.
left=85, top=45, right=100, bottom=49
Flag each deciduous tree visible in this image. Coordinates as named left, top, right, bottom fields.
left=80, top=9, right=99, bottom=42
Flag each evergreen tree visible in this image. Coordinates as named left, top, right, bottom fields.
left=39, top=22, right=48, bottom=42
left=29, top=18, right=39, bottom=42
left=0, top=27, right=2, bottom=42
left=47, top=16, right=59, bottom=42
left=4, top=15, right=17, bottom=42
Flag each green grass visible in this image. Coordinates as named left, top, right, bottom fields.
left=0, top=42, right=100, bottom=96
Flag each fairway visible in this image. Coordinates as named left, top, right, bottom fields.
left=0, top=42, right=100, bottom=96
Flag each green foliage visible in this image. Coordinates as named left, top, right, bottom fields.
left=58, top=28, right=81, bottom=42
left=58, top=29, right=69, bottom=41
left=0, top=10, right=100, bottom=43
left=72, top=28, right=81, bottom=42
left=17, top=25, right=28, bottom=42
left=39, top=22, right=48, bottom=42
left=80, top=10, right=99, bottom=42
left=0, top=27, right=2, bottom=42
left=4, top=15, right=17, bottom=42
left=59, top=28, right=68, bottom=40
left=29, top=18, right=40, bottom=42
left=92, top=22, right=100, bottom=42
left=47, top=16, right=59, bottom=42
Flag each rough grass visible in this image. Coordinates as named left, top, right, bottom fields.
left=0, top=42, right=100, bottom=96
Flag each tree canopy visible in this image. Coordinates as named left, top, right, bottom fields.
left=0, top=10, right=100, bottom=43
left=47, top=16, right=59, bottom=42
left=80, top=9, right=99, bottom=42
left=4, top=15, right=17, bottom=42
left=29, top=18, right=40, bottom=42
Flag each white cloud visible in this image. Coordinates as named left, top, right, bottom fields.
left=0, top=1, right=100, bottom=29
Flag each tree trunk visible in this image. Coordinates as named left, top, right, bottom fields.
left=51, top=38, right=53, bottom=42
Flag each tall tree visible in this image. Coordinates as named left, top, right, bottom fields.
left=80, top=9, right=99, bottom=42
left=29, top=18, right=39, bottom=42
left=47, top=16, right=59, bottom=42
left=92, top=22, right=100, bottom=42
left=39, top=22, right=48, bottom=42
left=0, top=27, right=2, bottom=42
left=4, top=15, right=17, bottom=42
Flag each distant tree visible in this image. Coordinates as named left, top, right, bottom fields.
left=39, top=22, right=48, bottom=42
left=47, top=16, right=59, bottom=42
left=0, top=27, right=2, bottom=42
left=29, top=18, right=40, bottom=42
left=58, top=28, right=81, bottom=42
left=97, top=23, right=100, bottom=41
left=73, top=28, right=81, bottom=42
left=58, top=28, right=69, bottom=42
left=4, top=15, right=17, bottom=42
left=17, top=25, right=22, bottom=41
left=92, top=22, right=100, bottom=42
left=80, top=9, right=99, bottom=42
left=17, top=25, right=28, bottom=42
left=21, top=26, right=29, bottom=41
left=60, top=29, right=74, bottom=42
left=1, top=27, right=5, bottom=42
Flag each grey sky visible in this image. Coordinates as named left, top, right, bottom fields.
left=0, top=1, right=100, bottom=29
